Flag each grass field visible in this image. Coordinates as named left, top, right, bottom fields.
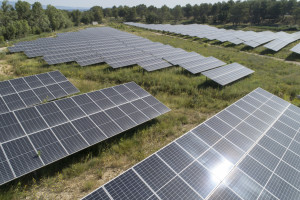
left=0, top=23, right=299, bottom=199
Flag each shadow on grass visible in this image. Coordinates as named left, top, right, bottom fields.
left=224, top=43, right=237, bottom=48
left=0, top=118, right=159, bottom=192
left=241, top=46, right=254, bottom=51
left=174, top=68, right=199, bottom=77
left=259, top=48, right=276, bottom=55
left=197, top=79, right=222, bottom=90
left=211, top=40, right=223, bottom=45
left=285, top=52, right=300, bottom=62
left=191, top=37, right=201, bottom=42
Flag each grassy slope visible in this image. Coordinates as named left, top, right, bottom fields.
left=0, top=23, right=299, bottom=199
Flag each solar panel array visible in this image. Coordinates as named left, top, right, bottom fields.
left=8, top=28, right=174, bottom=71
left=0, top=71, right=79, bottom=114
left=83, top=88, right=300, bottom=200
left=291, top=43, right=300, bottom=54
left=263, top=31, right=300, bottom=52
left=9, top=27, right=254, bottom=86
left=0, top=82, right=170, bottom=185
left=125, top=22, right=300, bottom=52
left=202, top=63, right=255, bottom=86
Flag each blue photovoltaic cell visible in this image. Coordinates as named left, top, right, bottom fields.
left=29, top=129, right=68, bottom=165
left=83, top=87, right=300, bottom=200
left=0, top=82, right=169, bottom=186
left=0, top=112, right=26, bottom=143
left=104, top=169, right=153, bottom=200
left=157, top=143, right=194, bottom=173
left=2, top=137, right=44, bottom=177
left=0, top=148, right=15, bottom=185
left=134, top=154, right=176, bottom=191
left=0, top=71, right=79, bottom=113
left=157, top=177, right=201, bottom=200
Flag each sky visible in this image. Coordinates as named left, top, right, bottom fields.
left=24, top=0, right=222, bottom=9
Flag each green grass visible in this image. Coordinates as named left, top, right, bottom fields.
left=0, top=23, right=299, bottom=199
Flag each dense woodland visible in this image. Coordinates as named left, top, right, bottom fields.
left=1, top=0, right=300, bottom=41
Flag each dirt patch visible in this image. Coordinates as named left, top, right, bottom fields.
left=0, top=47, right=7, bottom=52
left=33, top=168, right=124, bottom=200
left=0, top=60, right=14, bottom=76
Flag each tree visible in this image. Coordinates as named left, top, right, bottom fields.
left=103, top=8, right=112, bottom=18
left=159, top=5, right=171, bottom=23
left=30, top=2, right=50, bottom=33
left=210, top=3, right=219, bottom=23
left=136, top=4, right=147, bottom=19
left=198, top=3, right=210, bottom=23
left=173, top=5, right=183, bottom=22
left=5, top=22, right=17, bottom=39
left=15, top=0, right=31, bottom=20
left=146, top=12, right=159, bottom=24
left=267, top=1, right=282, bottom=22
left=15, top=20, right=30, bottom=36
left=218, top=2, right=230, bottom=24
left=249, top=1, right=262, bottom=24
left=229, top=1, right=248, bottom=25
left=283, top=0, right=297, bottom=15
left=293, top=7, right=300, bottom=23
left=90, top=6, right=103, bottom=23
left=81, top=11, right=93, bottom=24
left=183, top=4, right=193, bottom=19
left=1, top=0, right=12, bottom=13
left=1, top=0, right=17, bottom=26
left=46, top=5, right=71, bottom=30
left=112, top=6, right=118, bottom=18
left=118, top=6, right=127, bottom=18
left=147, top=5, right=158, bottom=13
left=125, top=7, right=137, bottom=21
left=71, top=10, right=81, bottom=26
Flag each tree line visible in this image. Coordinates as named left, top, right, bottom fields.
left=1, top=0, right=300, bottom=41
left=0, top=0, right=103, bottom=41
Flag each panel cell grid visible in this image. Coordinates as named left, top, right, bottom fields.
left=0, top=71, right=79, bottom=113
left=0, top=82, right=169, bottom=186
left=10, top=27, right=254, bottom=85
left=83, top=87, right=300, bottom=200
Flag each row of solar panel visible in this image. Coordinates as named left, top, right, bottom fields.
left=8, top=29, right=224, bottom=73
left=125, top=22, right=300, bottom=52
left=0, top=81, right=170, bottom=185
left=202, top=63, right=255, bottom=86
left=0, top=71, right=79, bottom=114
left=83, top=87, right=300, bottom=200
left=9, top=27, right=254, bottom=86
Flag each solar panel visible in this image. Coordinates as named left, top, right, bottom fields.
left=291, top=43, right=300, bottom=54
left=0, top=82, right=170, bottom=185
left=137, top=57, right=172, bottom=71
left=75, top=53, right=104, bottom=67
left=202, top=63, right=254, bottom=86
left=181, top=57, right=226, bottom=74
left=9, top=27, right=253, bottom=85
left=163, top=52, right=203, bottom=65
left=82, top=88, right=300, bottom=200
left=125, top=22, right=300, bottom=52
left=0, top=71, right=79, bottom=114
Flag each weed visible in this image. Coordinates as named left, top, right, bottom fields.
left=81, top=180, right=95, bottom=192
